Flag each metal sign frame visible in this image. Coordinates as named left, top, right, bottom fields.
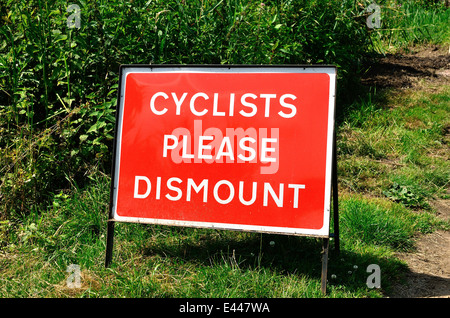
left=104, top=65, right=340, bottom=295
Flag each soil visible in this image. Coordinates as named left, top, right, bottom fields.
left=361, top=45, right=450, bottom=89
left=389, top=199, right=450, bottom=298
left=361, top=45, right=450, bottom=298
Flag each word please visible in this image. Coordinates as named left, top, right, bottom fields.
left=134, top=176, right=306, bottom=208
left=150, top=92, right=298, bottom=118
left=163, top=120, right=279, bottom=174
left=163, top=135, right=276, bottom=162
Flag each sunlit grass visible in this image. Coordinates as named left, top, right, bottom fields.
left=369, top=0, right=450, bottom=53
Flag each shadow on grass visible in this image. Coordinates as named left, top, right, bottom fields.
left=387, top=270, right=450, bottom=298
left=138, top=226, right=406, bottom=295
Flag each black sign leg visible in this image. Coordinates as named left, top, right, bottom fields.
left=105, top=220, right=115, bottom=268
left=332, top=129, right=340, bottom=254
left=321, top=237, right=330, bottom=295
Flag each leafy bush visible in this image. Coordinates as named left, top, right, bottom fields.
left=0, top=0, right=373, bottom=216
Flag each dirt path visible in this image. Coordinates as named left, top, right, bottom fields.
left=361, top=45, right=450, bottom=298
left=361, top=45, right=450, bottom=89
left=390, top=199, right=450, bottom=298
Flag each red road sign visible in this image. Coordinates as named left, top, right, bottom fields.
left=110, top=65, right=336, bottom=237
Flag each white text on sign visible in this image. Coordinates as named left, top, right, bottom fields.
left=150, top=92, right=297, bottom=118
left=163, top=120, right=279, bottom=174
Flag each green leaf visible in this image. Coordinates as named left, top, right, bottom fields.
left=79, top=135, right=88, bottom=142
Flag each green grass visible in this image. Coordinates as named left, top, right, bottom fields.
left=338, top=85, right=450, bottom=204
left=369, top=0, right=450, bottom=53
left=340, top=194, right=445, bottom=249
left=1, top=124, right=448, bottom=298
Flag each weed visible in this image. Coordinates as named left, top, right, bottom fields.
left=383, top=182, right=428, bottom=209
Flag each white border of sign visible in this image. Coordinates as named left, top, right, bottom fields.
left=109, top=65, right=337, bottom=238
